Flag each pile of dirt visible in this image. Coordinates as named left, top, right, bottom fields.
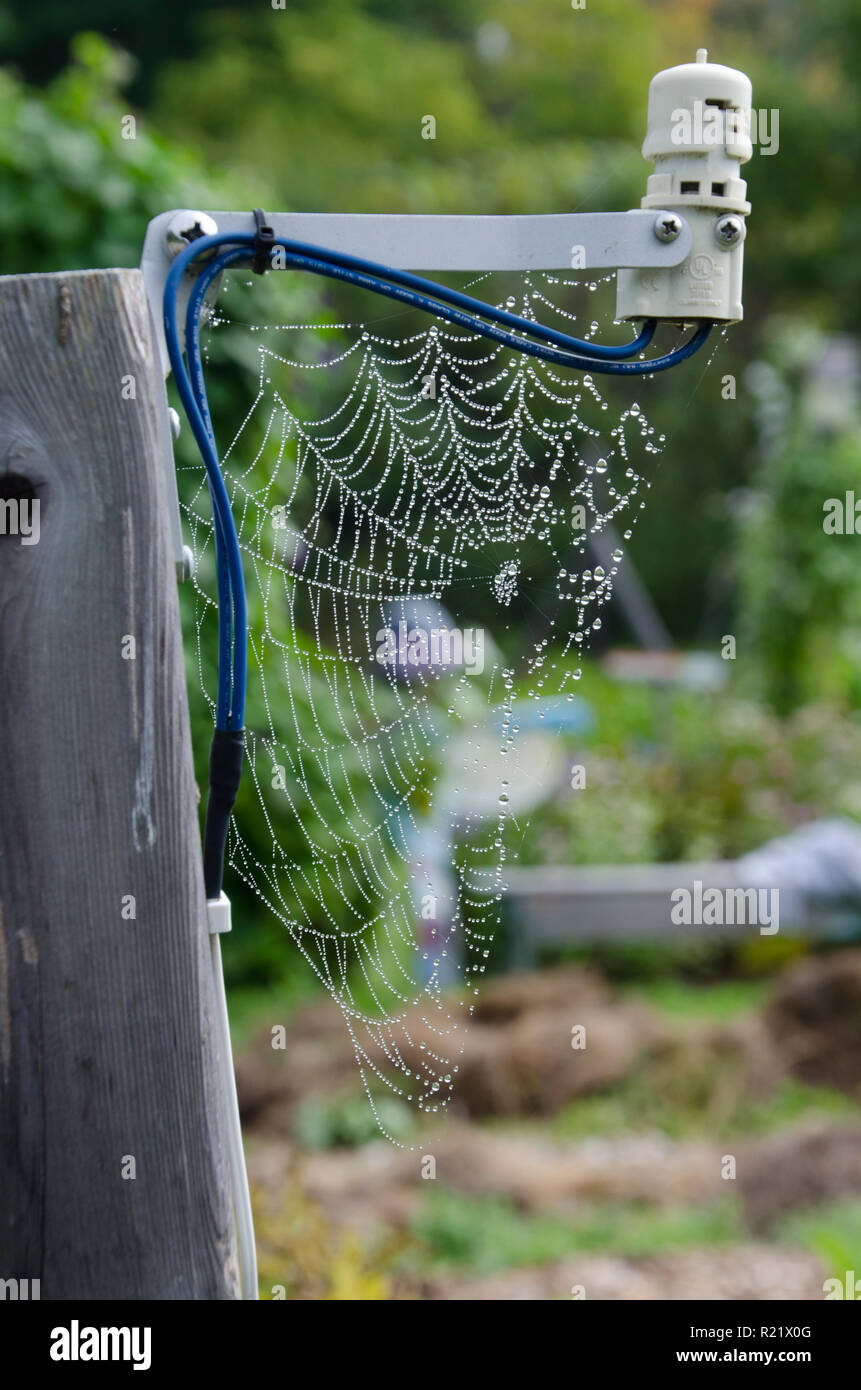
left=251, top=1126, right=725, bottom=1230
left=738, top=1121, right=861, bottom=1232
left=467, top=966, right=608, bottom=1024
left=402, top=976, right=665, bottom=1118
left=421, top=1244, right=826, bottom=1301
left=764, top=949, right=861, bottom=1094
left=236, top=965, right=668, bottom=1129
left=236, top=948, right=861, bottom=1132
left=235, top=999, right=357, bottom=1133
left=238, top=952, right=861, bottom=1301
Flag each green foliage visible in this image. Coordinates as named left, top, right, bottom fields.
left=294, top=1092, right=415, bottom=1149
left=405, top=1189, right=741, bottom=1275
left=254, top=1178, right=391, bottom=1299
left=777, top=1198, right=861, bottom=1281
left=0, top=0, right=261, bottom=96
left=518, top=664, right=861, bottom=868
left=550, top=1073, right=857, bottom=1144
left=0, top=32, right=221, bottom=273
left=152, top=0, right=657, bottom=218
left=735, top=376, right=861, bottom=709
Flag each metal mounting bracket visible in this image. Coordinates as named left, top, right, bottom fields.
left=142, top=205, right=691, bottom=579
left=141, top=207, right=691, bottom=377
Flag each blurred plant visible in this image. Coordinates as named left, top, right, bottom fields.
left=152, top=0, right=655, bottom=219
left=734, top=325, right=861, bottom=713
left=0, top=32, right=225, bottom=272
left=254, top=1180, right=391, bottom=1300
left=777, top=1198, right=861, bottom=1283
left=403, top=1189, right=740, bottom=1277
left=294, top=1092, right=415, bottom=1150
left=550, top=1073, right=857, bottom=1144
left=516, top=670, right=861, bottom=871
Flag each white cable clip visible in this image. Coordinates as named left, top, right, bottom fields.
left=207, top=892, right=233, bottom=935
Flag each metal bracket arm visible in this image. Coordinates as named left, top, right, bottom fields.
left=141, top=207, right=690, bottom=373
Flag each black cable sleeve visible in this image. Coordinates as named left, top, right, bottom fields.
left=252, top=208, right=275, bottom=275
left=202, top=727, right=245, bottom=900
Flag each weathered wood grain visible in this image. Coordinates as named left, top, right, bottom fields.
left=0, top=269, right=239, bottom=1298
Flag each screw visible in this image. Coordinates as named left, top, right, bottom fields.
left=714, top=214, right=745, bottom=249
left=654, top=212, right=683, bottom=243
left=165, top=211, right=219, bottom=259
left=167, top=407, right=181, bottom=442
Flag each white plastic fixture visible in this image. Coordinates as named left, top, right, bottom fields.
left=616, top=48, right=753, bottom=325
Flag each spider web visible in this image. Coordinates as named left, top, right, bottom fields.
left=180, top=268, right=672, bottom=1144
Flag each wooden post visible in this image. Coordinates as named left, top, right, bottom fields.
left=0, top=269, right=239, bottom=1298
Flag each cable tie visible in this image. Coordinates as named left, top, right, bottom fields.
left=252, top=208, right=275, bottom=275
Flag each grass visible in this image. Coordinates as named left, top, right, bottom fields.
left=624, top=977, right=769, bottom=1021
left=547, top=1075, right=857, bottom=1144
left=399, top=1174, right=861, bottom=1287
left=401, top=1190, right=743, bottom=1277
left=777, top=1199, right=861, bottom=1283
left=294, top=1092, right=416, bottom=1150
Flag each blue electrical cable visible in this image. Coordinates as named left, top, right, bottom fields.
left=164, top=224, right=713, bottom=896
left=164, top=253, right=245, bottom=730
left=175, top=232, right=714, bottom=373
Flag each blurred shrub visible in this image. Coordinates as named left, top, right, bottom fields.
left=405, top=1189, right=740, bottom=1276
left=294, top=1092, right=414, bottom=1150
left=517, top=680, right=861, bottom=869
left=777, top=1198, right=861, bottom=1283
left=734, top=329, right=861, bottom=713
left=0, top=32, right=222, bottom=272
left=254, top=1180, right=390, bottom=1300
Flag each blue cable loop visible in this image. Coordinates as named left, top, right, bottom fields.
left=184, top=265, right=248, bottom=728
left=163, top=226, right=714, bottom=879
left=164, top=249, right=247, bottom=728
